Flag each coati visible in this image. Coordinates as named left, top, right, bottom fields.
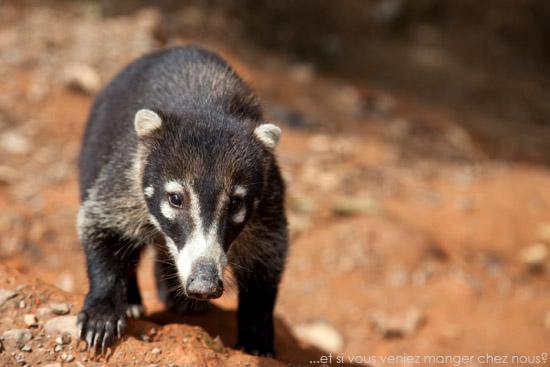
left=76, top=46, right=288, bottom=356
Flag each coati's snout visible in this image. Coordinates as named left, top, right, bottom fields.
left=186, top=257, right=224, bottom=299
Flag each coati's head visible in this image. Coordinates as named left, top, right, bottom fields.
left=134, top=108, right=281, bottom=300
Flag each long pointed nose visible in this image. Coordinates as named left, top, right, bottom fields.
left=185, top=258, right=224, bottom=299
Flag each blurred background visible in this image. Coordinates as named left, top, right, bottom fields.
left=0, top=0, right=549, bottom=365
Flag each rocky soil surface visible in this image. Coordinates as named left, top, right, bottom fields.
left=1, top=1, right=550, bottom=366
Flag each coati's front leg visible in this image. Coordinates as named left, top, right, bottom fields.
left=77, top=231, right=143, bottom=351
left=233, top=238, right=286, bottom=357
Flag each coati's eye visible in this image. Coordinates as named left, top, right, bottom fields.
left=168, top=193, right=183, bottom=208
left=228, top=196, right=243, bottom=213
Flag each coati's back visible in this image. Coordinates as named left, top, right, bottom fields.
left=78, top=46, right=261, bottom=199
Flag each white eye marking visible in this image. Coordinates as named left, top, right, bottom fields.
left=165, top=180, right=183, bottom=193
left=234, top=185, right=247, bottom=197
left=160, top=200, right=177, bottom=220
left=232, top=207, right=246, bottom=224
left=144, top=186, right=154, bottom=198
left=148, top=214, right=162, bottom=231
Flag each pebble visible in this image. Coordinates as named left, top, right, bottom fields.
left=370, top=308, right=425, bottom=338
left=20, top=344, right=32, bottom=352
left=55, top=332, right=71, bottom=345
left=151, top=347, right=162, bottom=355
left=0, top=132, right=30, bottom=155
left=15, top=354, right=26, bottom=365
left=44, top=315, right=78, bottom=338
left=332, top=196, right=380, bottom=217
left=62, top=352, right=75, bottom=362
left=1, top=329, right=32, bottom=350
left=63, top=63, right=101, bottom=95
left=37, top=307, right=51, bottom=317
left=0, top=288, right=17, bottom=306
left=76, top=362, right=86, bottom=367
left=50, top=303, right=71, bottom=315
left=520, top=243, right=548, bottom=272
left=54, top=344, right=62, bottom=353
left=293, top=320, right=344, bottom=352
left=23, top=314, right=38, bottom=327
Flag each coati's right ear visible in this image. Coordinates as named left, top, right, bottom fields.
left=134, top=109, right=162, bottom=138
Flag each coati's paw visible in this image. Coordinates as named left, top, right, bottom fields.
left=236, top=341, right=275, bottom=357
left=169, top=298, right=210, bottom=314
left=125, top=303, right=146, bottom=319
left=236, top=329, right=275, bottom=357
left=77, top=302, right=127, bottom=353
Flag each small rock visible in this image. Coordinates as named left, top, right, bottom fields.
left=140, top=331, right=151, bottom=342
left=332, top=196, right=380, bottom=217
left=44, top=315, right=78, bottom=338
left=20, top=344, right=32, bottom=352
left=55, top=332, right=71, bottom=345
left=56, top=273, right=75, bottom=293
left=37, top=307, right=51, bottom=317
left=520, top=243, right=548, bottom=272
left=23, top=314, right=38, bottom=327
left=54, top=344, right=62, bottom=353
left=370, top=308, right=425, bottom=338
left=15, top=354, right=26, bottom=365
left=76, top=362, right=86, bottom=367
left=0, top=132, right=30, bottom=155
left=1, top=329, right=32, bottom=350
left=293, top=320, right=344, bottom=352
left=151, top=347, right=162, bottom=355
left=62, top=352, right=75, bottom=362
left=289, top=63, right=315, bottom=84
left=18, top=300, right=26, bottom=309
left=0, top=288, right=17, bottom=306
left=290, top=197, right=316, bottom=214
left=50, top=303, right=70, bottom=315
left=63, top=63, right=101, bottom=95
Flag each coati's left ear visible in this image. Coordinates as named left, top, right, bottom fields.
left=134, top=109, right=162, bottom=138
left=254, top=123, right=281, bottom=150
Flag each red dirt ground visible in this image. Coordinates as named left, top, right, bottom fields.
left=0, top=2, right=549, bottom=367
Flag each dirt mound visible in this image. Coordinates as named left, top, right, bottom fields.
left=0, top=265, right=283, bottom=367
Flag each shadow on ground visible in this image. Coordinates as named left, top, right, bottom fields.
left=148, top=305, right=355, bottom=366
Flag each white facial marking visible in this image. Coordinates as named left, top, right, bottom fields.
left=232, top=207, right=246, bottom=224
left=254, top=123, right=281, bottom=150
left=165, top=180, right=183, bottom=193
left=164, top=236, right=178, bottom=259
left=234, top=185, right=247, bottom=197
left=144, top=186, right=154, bottom=198
left=173, top=183, right=227, bottom=286
left=148, top=214, right=162, bottom=231
left=134, top=109, right=162, bottom=137
left=160, top=201, right=177, bottom=220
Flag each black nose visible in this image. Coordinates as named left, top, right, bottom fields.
left=185, top=258, right=224, bottom=299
